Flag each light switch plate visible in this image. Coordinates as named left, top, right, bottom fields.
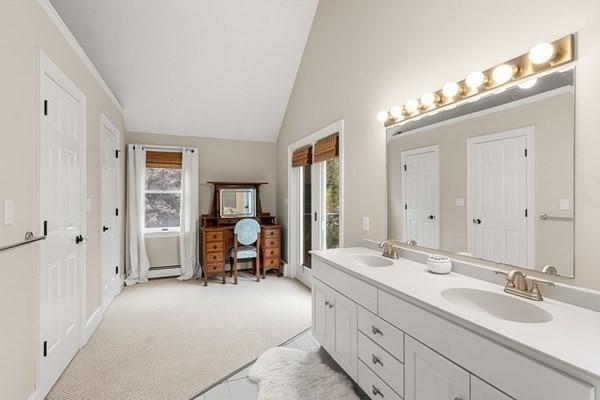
left=362, top=217, right=370, bottom=232
left=4, top=200, right=14, bottom=225
left=455, top=197, right=465, bottom=207
left=86, top=198, right=92, bottom=212
left=559, top=198, right=570, bottom=210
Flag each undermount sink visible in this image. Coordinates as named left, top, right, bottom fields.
left=342, top=254, right=394, bottom=267
left=442, top=288, right=553, bottom=324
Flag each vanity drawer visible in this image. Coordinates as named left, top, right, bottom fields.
left=358, top=306, right=404, bottom=361
left=263, top=257, right=280, bottom=268
left=205, top=231, right=224, bottom=242
left=206, top=241, right=224, bottom=252
left=263, top=247, right=280, bottom=258
left=358, top=332, right=404, bottom=396
left=205, top=263, right=223, bottom=273
left=262, top=228, right=280, bottom=238
left=206, top=252, right=224, bottom=263
left=312, top=257, right=378, bottom=313
left=358, top=360, right=402, bottom=400
left=263, top=238, right=279, bottom=249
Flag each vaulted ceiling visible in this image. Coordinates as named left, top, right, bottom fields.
left=50, top=0, right=319, bottom=142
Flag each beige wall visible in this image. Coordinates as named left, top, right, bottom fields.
left=0, top=1, right=126, bottom=399
left=388, top=91, right=574, bottom=273
left=125, top=131, right=278, bottom=267
left=276, top=0, right=600, bottom=290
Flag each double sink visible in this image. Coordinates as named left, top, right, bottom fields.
left=341, top=253, right=553, bottom=324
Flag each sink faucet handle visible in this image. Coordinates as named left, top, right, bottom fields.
left=528, top=278, right=555, bottom=300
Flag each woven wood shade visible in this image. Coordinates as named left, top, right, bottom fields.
left=313, top=133, right=339, bottom=163
left=291, top=145, right=312, bottom=167
left=146, top=151, right=182, bottom=169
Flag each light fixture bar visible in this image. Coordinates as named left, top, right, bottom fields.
left=381, top=34, right=575, bottom=128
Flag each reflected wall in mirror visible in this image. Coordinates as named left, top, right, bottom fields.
left=387, top=68, right=575, bottom=277
left=220, top=188, right=256, bottom=218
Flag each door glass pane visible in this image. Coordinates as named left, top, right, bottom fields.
left=325, top=158, right=340, bottom=249
left=302, top=165, right=312, bottom=268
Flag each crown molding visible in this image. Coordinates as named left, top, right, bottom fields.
left=37, top=0, right=124, bottom=113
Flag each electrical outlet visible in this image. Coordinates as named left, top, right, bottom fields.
left=455, top=197, right=465, bottom=207
left=4, top=200, right=14, bottom=225
left=559, top=198, right=570, bottom=210
left=362, top=217, right=370, bottom=232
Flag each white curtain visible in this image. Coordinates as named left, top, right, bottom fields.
left=126, top=144, right=151, bottom=285
left=178, top=148, right=199, bottom=280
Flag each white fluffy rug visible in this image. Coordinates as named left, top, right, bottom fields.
left=248, top=347, right=360, bottom=400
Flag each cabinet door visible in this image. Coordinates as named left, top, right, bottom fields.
left=472, top=376, right=513, bottom=400
left=312, top=279, right=330, bottom=348
left=405, top=336, right=470, bottom=400
left=330, top=289, right=358, bottom=380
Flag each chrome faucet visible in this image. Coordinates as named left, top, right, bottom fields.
left=495, top=270, right=555, bottom=301
left=378, top=240, right=399, bottom=259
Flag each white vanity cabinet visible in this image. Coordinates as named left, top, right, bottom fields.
left=311, top=256, right=597, bottom=400
left=312, top=278, right=358, bottom=380
left=405, top=336, right=469, bottom=400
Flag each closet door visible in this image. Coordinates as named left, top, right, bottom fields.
left=405, top=336, right=470, bottom=400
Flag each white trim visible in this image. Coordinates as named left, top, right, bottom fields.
left=37, top=0, right=124, bottom=113
left=145, top=229, right=180, bottom=238
left=83, top=307, right=103, bottom=345
left=467, top=127, right=536, bottom=268
left=38, top=49, right=88, bottom=398
left=147, top=267, right=182, bottom=279
left=400, top=145, right=440, bottom=248
left=287, top=119, right=344, bottom=283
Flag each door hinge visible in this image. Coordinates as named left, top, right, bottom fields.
left=115, top=149, right=120, bottom=159
left=314, top=212, right=317, bottom=222
left=43, top=220, right=48, bottom=236
left=43, top=341, right=47, bottom=357
left=115, top=266, right=119, bottom=275
left=403, top=164, right=407, bottom=171
left=525, top=209, right=528, bottom=217
left=524, top=148, right=528, bottom=157
left=43, top=100, right=48, bottom=116
left=115, top=208, right=119, bottom=216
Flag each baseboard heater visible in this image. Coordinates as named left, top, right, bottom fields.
left=148, top=265, right=181, bottom=279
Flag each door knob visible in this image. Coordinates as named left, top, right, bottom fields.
left=75, top=234, right=84, bottom=244
left=103, top=226, right=110, bottom=232
left=472, top=218, right=482, bottom=225
left=428, top=215, right=435, bottom=220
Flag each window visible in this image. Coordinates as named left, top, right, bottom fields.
left=324, top=157, right=340, bottom=249
left=145, top=151, right=182, bottom=232
left=302, top=165, right=312, bottom=268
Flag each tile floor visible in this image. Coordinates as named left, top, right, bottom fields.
left=193, top=329, right=367, bottom=400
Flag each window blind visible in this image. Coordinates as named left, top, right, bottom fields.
left=291, top=145, right=313, bottom=167
left=313, top=133, right=339, bottom=163
left=146, top=151, right=182, bottom=169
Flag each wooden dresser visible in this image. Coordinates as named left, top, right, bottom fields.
left=201, top=224, right=282, bottom=285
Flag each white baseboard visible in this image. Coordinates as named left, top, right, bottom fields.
left=83, top=306, right=103, bottom=345
left=147, top=266, right=181, bottom=279
left=28, top=389, right=40, bottom=400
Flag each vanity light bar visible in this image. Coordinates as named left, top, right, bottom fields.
left=378, top=34, right=575, bottom=128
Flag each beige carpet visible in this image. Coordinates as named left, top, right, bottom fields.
left=46, top=274, right=311, bottom=400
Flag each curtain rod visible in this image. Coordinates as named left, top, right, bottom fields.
left=131, top=144, right=197, bottom=153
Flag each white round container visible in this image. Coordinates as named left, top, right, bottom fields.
left=427, top=255, right=452, bottom=274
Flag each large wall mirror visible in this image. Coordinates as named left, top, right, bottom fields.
left=387, top=68, right=575, bottom=277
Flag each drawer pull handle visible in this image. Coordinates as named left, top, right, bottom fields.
left=371, top=354, right=383, bottom=367
left=372, top=385, right=384, bottom=398
left=372, top=326, right=383, bottom=336
left=324, top=301, right=334, bottom=309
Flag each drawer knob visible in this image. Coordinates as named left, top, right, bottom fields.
left=372, top=326, right=383, bottom=336
left=372, top=385, right=384, bottom=398
left=324, top=301, right=334, bottom=309
left=371, top=354, right=384, bottom=367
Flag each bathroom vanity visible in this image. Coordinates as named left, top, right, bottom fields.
left=310, top=247, right=600, bottom=400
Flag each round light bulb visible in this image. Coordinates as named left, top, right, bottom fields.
left=377, top=111, right=388, bottom=123
left=529, top=42, right=556, bottom=65
left=420, top=92, right=438, bottom=107
left=405, top=99, right=419, bottom=113
left=518, top=78, right=538, bottom=89
left=465, top=71, right=486, bottom=89
left=442, top=82, right=461, bottom=99
left=390, top=105, right=403, bottom=118
left=492, top=64, right=516, bottom=84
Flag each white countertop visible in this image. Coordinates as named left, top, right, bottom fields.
left=311, top=247, right=600, bottom=381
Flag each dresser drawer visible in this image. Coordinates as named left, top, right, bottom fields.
left=263, top=247, right=280, bottom=258
left=205, top=231, right=223, bottom=242
left=358, top=332, right=404, bottom=396
left=263, top=257, right=280, bottom=268
left=263, top=238, right=279, bottom=249
left=206, top=241, right=224, bottom=252
left=358, top=306, right=404, bottom=361
left=206, top=252, right=224, bottom=263
left=205, top=263, right=223, bottom=273
left=263, top=228, right=280, bottom=238
left=358, top=360, right=402, bottom=400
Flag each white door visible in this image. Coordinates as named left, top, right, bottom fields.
left=471, top=376, right=513, bottom=400
left=402, top=146, right=439, bottom=249
left=329, top=289, right=358, bottom=380
left=39, top=58, right=85, bottom=394
left=100, top=117, right=121, bottom=311
left=405, top=336, right=470, bottom=400
left=468, top=130, right=530, bottom=267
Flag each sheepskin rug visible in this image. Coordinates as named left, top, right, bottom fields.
left=248, top=347, right=360, bottom=400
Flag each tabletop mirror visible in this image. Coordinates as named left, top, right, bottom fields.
left=387, top=68, right=575, bottom=277
left=220, top=188, right=256, bottom=218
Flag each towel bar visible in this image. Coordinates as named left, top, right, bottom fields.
left=0, top=231, right=46, bottom=253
